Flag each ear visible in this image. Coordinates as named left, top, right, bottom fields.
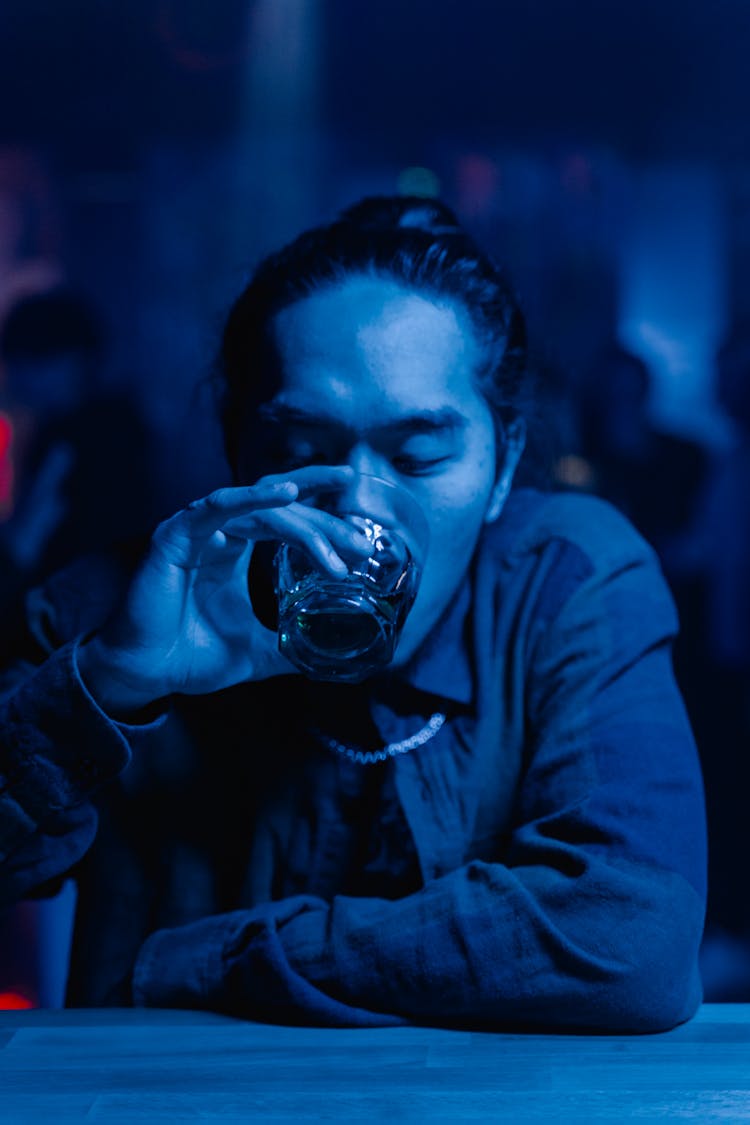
left=484, top=414, right=526, bottom=524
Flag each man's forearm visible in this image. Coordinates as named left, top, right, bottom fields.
left=130, top=851, right=704, bottom=1032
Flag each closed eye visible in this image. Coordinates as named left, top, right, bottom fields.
left=391, top=455, right=452, bottom=476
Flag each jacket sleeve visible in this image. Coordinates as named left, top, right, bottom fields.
left=0, top=574, right=162, bottom=909
left=132, top=512, right=708, bottom=1031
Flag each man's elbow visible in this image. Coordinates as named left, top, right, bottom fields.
left=582, top=906, right=704, bottom=1032
left=589, top=958, right=702, bottom=1032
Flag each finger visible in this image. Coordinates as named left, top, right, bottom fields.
left=186, top=466, right=355, bottom=533
left=221, top=503, right=373, bottom=569
left=163, top=480, right=299, bottom=539
left=296, top=506, right=373, bottom=557
left=225, top=505, right=353, bottom=576
left=254, top=464, right=355, bottom=500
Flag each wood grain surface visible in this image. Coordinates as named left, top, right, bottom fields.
left=1, top=1004, right=749, bottom=1122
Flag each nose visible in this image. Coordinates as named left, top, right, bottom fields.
left=344, top=441, right=393, bottom=482
left=337, top=443, right=401, bottom=526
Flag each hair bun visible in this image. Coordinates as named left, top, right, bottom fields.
left=338, top=195, right=464, bottom=237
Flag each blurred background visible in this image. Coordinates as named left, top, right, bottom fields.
left=1, top=0, right=750, bottom=1007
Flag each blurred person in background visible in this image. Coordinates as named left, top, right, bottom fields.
left=0, top=198, right=706, bottom=1031
left=0, top=289, right=159, bottom=623
left=576, top=343, right=707, bottom=553
left=575, top=343, right=710, bottom=809
left=0, top=288, right=162, bottom=1006
left=663, top=327, right=750, bottom=999
left=702, top=330, right=750, bottom=687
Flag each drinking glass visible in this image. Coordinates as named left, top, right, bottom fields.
left=274, top=473, right=429, bottom=682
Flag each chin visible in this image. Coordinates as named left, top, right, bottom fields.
left=389, top=604, right=440, bottom=670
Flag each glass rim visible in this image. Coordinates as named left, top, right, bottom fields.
left=307, top=471, right=429, bottom=550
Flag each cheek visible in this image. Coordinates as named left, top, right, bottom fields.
left=392, top=430, right=498, bottom=659
left=428, top=432, right=497, bottom=532
left=416, top=438, right=498, bottom=591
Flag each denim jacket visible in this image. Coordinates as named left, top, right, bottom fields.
left=0, top=489, right=707, bottom=1030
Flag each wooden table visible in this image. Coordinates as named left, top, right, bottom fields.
left=1, top=1004, right=749, bottom=1122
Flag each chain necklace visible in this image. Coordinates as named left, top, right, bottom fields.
left=311, top=712, right=446, bottom=766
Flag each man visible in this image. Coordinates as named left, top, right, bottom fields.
left=0, top=198, right=706, bottom=1029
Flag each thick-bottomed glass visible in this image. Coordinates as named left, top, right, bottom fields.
left=274, top=474, right=428, bottom=682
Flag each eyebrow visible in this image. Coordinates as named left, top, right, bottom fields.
left=258, top=403, right=467, bottom=437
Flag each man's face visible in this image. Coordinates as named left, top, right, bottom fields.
left=239, top=275, right=502, bottom=666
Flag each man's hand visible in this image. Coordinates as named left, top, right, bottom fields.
left=77, top=465, right=372, bottom=714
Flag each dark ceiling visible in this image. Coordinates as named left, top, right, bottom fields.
left=326, top=0, right=750, bottom=159
left=0, top=0, right=749, bottom=163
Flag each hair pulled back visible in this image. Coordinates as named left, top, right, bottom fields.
left=218, top=195, right=528, bottom=476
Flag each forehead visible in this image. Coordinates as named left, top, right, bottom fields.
left=267, top=276, right=485, bottom=422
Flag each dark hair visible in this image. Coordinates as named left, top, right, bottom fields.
left=217, top=195, right=528, bottom=476
left=0, top=288, right=105, bottom=363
